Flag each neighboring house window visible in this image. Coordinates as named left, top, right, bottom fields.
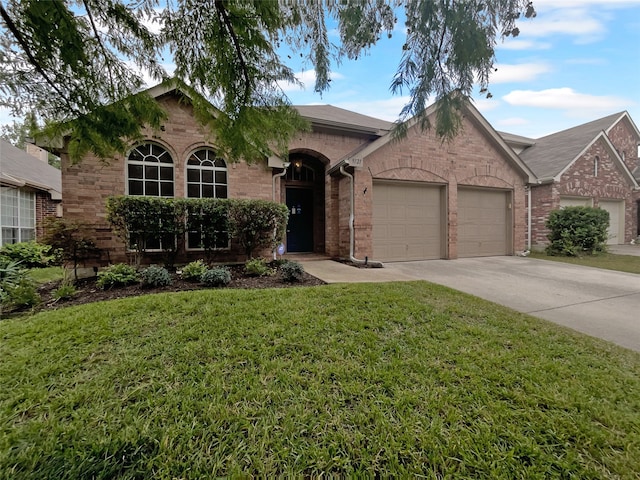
left=0, top=187, right=35, bottom=246
left=594, top=156, right=599, bottom=177
left=186, top=148, right=229, bottom=250
left=126, top=142, right=175, bottom=250
left=127, top=143, right=174, bottom=197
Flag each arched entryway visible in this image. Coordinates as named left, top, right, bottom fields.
left=282, top=152, right=326, bottom=253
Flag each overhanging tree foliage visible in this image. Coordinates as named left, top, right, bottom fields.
left=0, top=0, right=535, bottom=163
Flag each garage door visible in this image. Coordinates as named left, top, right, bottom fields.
left=373, top=182, right=443, bottom=261
left=560, top=197, right=593, bottom=208
left=458, top=188, right=510, bottom=257
left=599, top=199, right=625, bottom=245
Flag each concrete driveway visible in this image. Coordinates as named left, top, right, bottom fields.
left=303, top=257, right=640, bottom=352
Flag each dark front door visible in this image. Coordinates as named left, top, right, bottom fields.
left=286, top=187, right=314, bottom=252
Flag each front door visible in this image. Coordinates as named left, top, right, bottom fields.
left=286, top=187, right=314, bottom=252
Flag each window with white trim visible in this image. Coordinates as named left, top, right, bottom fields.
left=127, top=143, right=174, bottom=197
left=186, top=148, right=229, bottom=250
left=126, top=143, right=175, bottom=250
left=0, top=187, right=35, bottom=246
left=186, top=148, right=228, bottom=199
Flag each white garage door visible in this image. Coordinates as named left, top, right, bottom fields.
left=373, top=182, right=443, bottom=261
left=458, top=188, right=510, bottom=257
left=599, top=199, right=625, bottom=245
left=560, top=197, right=593, bottom=208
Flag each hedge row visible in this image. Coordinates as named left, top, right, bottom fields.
left=106, top=196, right=289, bottom=261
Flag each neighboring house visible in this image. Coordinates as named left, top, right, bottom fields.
left=0, top=139, right=62, bottom=247
left=55, top=83, right=534, bottom=265
left=502, top=112, right=640, bottom=248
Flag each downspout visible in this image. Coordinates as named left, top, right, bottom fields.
left=272, top=162, right=290, bottom=202
left=527, top=185, right=532, bottom=251
left=272, top=163, right=290, bottom=260
left=339, top=165, right=384, bottom=267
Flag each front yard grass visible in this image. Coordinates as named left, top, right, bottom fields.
left=1, top=282, right=639, bottom=478
left=26, top=266, right=64, bottom=284
left=530, top=251, right=640, bottom=274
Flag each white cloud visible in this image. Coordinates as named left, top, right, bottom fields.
left=496, top=117, right=530, bottom=127
left=471, top=98, right=501, bottom=113
left=279, top=70, right=345, bottom=93
left=503, top=88, right=632, bottom=114
left=489, top=63, right=551, bottom=84
left=532, top=0, right=640, bottom=8
left=496, top=39, right=552, bottom=51
left=333, top=96, right=411, bottom=122
left=515, top=9, right=606, bottom=42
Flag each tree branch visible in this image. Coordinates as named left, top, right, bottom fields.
left=0, top=3, right=82, bottom=116
left=82, top=0, right=115, bottom=93
left=214, top=0, right=252, bottom=103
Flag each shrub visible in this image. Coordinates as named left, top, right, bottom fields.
left=41, top=217, right=100, bottom=281
left=141, top=265, right=173, bottom=287
left=181, top=260, right=208, bottom=281
left=52, top=283, right=77, bottom=301
left=546, top=206, right=609, bottom=256
left=228, top=199, right=289, bottom=258
left=244, top=258, right=273, bottom=277
left=279, top=260, right=305, bottom=282
left=0, top=241, right=58, bottom=268
left=96, top=264, right=139, bottom=290
left=201, top=267, right=231, bottom=287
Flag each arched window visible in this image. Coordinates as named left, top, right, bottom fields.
left=127, top=143, right=174, bottom=197
left=186, top=148, right=229, bottom=250
left=186, top=148, right=228, bottom=198
left=286, top=158, right=316, bottom=182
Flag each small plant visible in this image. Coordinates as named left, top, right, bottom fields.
left=279, top=260, right=305, bottom=283
left=96, top=263, right=139, bottom=290
left=201, top=266, right=231, bottom=287
left=2, top=277, right=40, bottom=309
left=181, top=260, right=208, bottom=281
left=141, top=265, right=173, bottom=287
left=244, top=258, right=273, bottom=277
left=52, top=283, right=77, bottom=301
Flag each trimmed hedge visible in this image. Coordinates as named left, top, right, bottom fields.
left=106, top=197, right=288, bottom=262
left=546, top=206, right=609, bottom=256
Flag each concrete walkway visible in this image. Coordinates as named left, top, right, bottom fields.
left=301, top=257, right=640, bottom=352
left=608, top=244, right=640, bottom=256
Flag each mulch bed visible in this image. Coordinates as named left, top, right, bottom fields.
left=25, top=264, right=326, bottom=314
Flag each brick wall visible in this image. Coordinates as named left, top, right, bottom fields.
left=607, top=117, right=639, bottom=173
left=35, top=191, right=60, bottom=240
left=62, top=93, right=276, bottom=264
left=530, top=134, right=638, bottom=247
left=354, top=113, right=529, bottom=259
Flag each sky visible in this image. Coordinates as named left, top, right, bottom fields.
left=280, top=0, right=640, bottom=139
left=1, top=0, right=639, bottom=140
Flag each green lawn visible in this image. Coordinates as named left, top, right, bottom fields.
left=26, top=266, right=64, bottom=284
left=530, top=251, right=640, bottom=274
left=1, top=282, right=639, bottom=478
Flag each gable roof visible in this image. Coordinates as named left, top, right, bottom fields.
left=294, top=105, right=393, bottom=136
left=0, top=139, right=62, bottom=199
left=518, top=111, right=627, bottom=179
left=329, top=98, right=537, bottom=183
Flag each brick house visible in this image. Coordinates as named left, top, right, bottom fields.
left=56, top=83, right=534, bottom=265
left=502, top=112, right=640, bottom=249
left=0, top=139, right=62, bottom=247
